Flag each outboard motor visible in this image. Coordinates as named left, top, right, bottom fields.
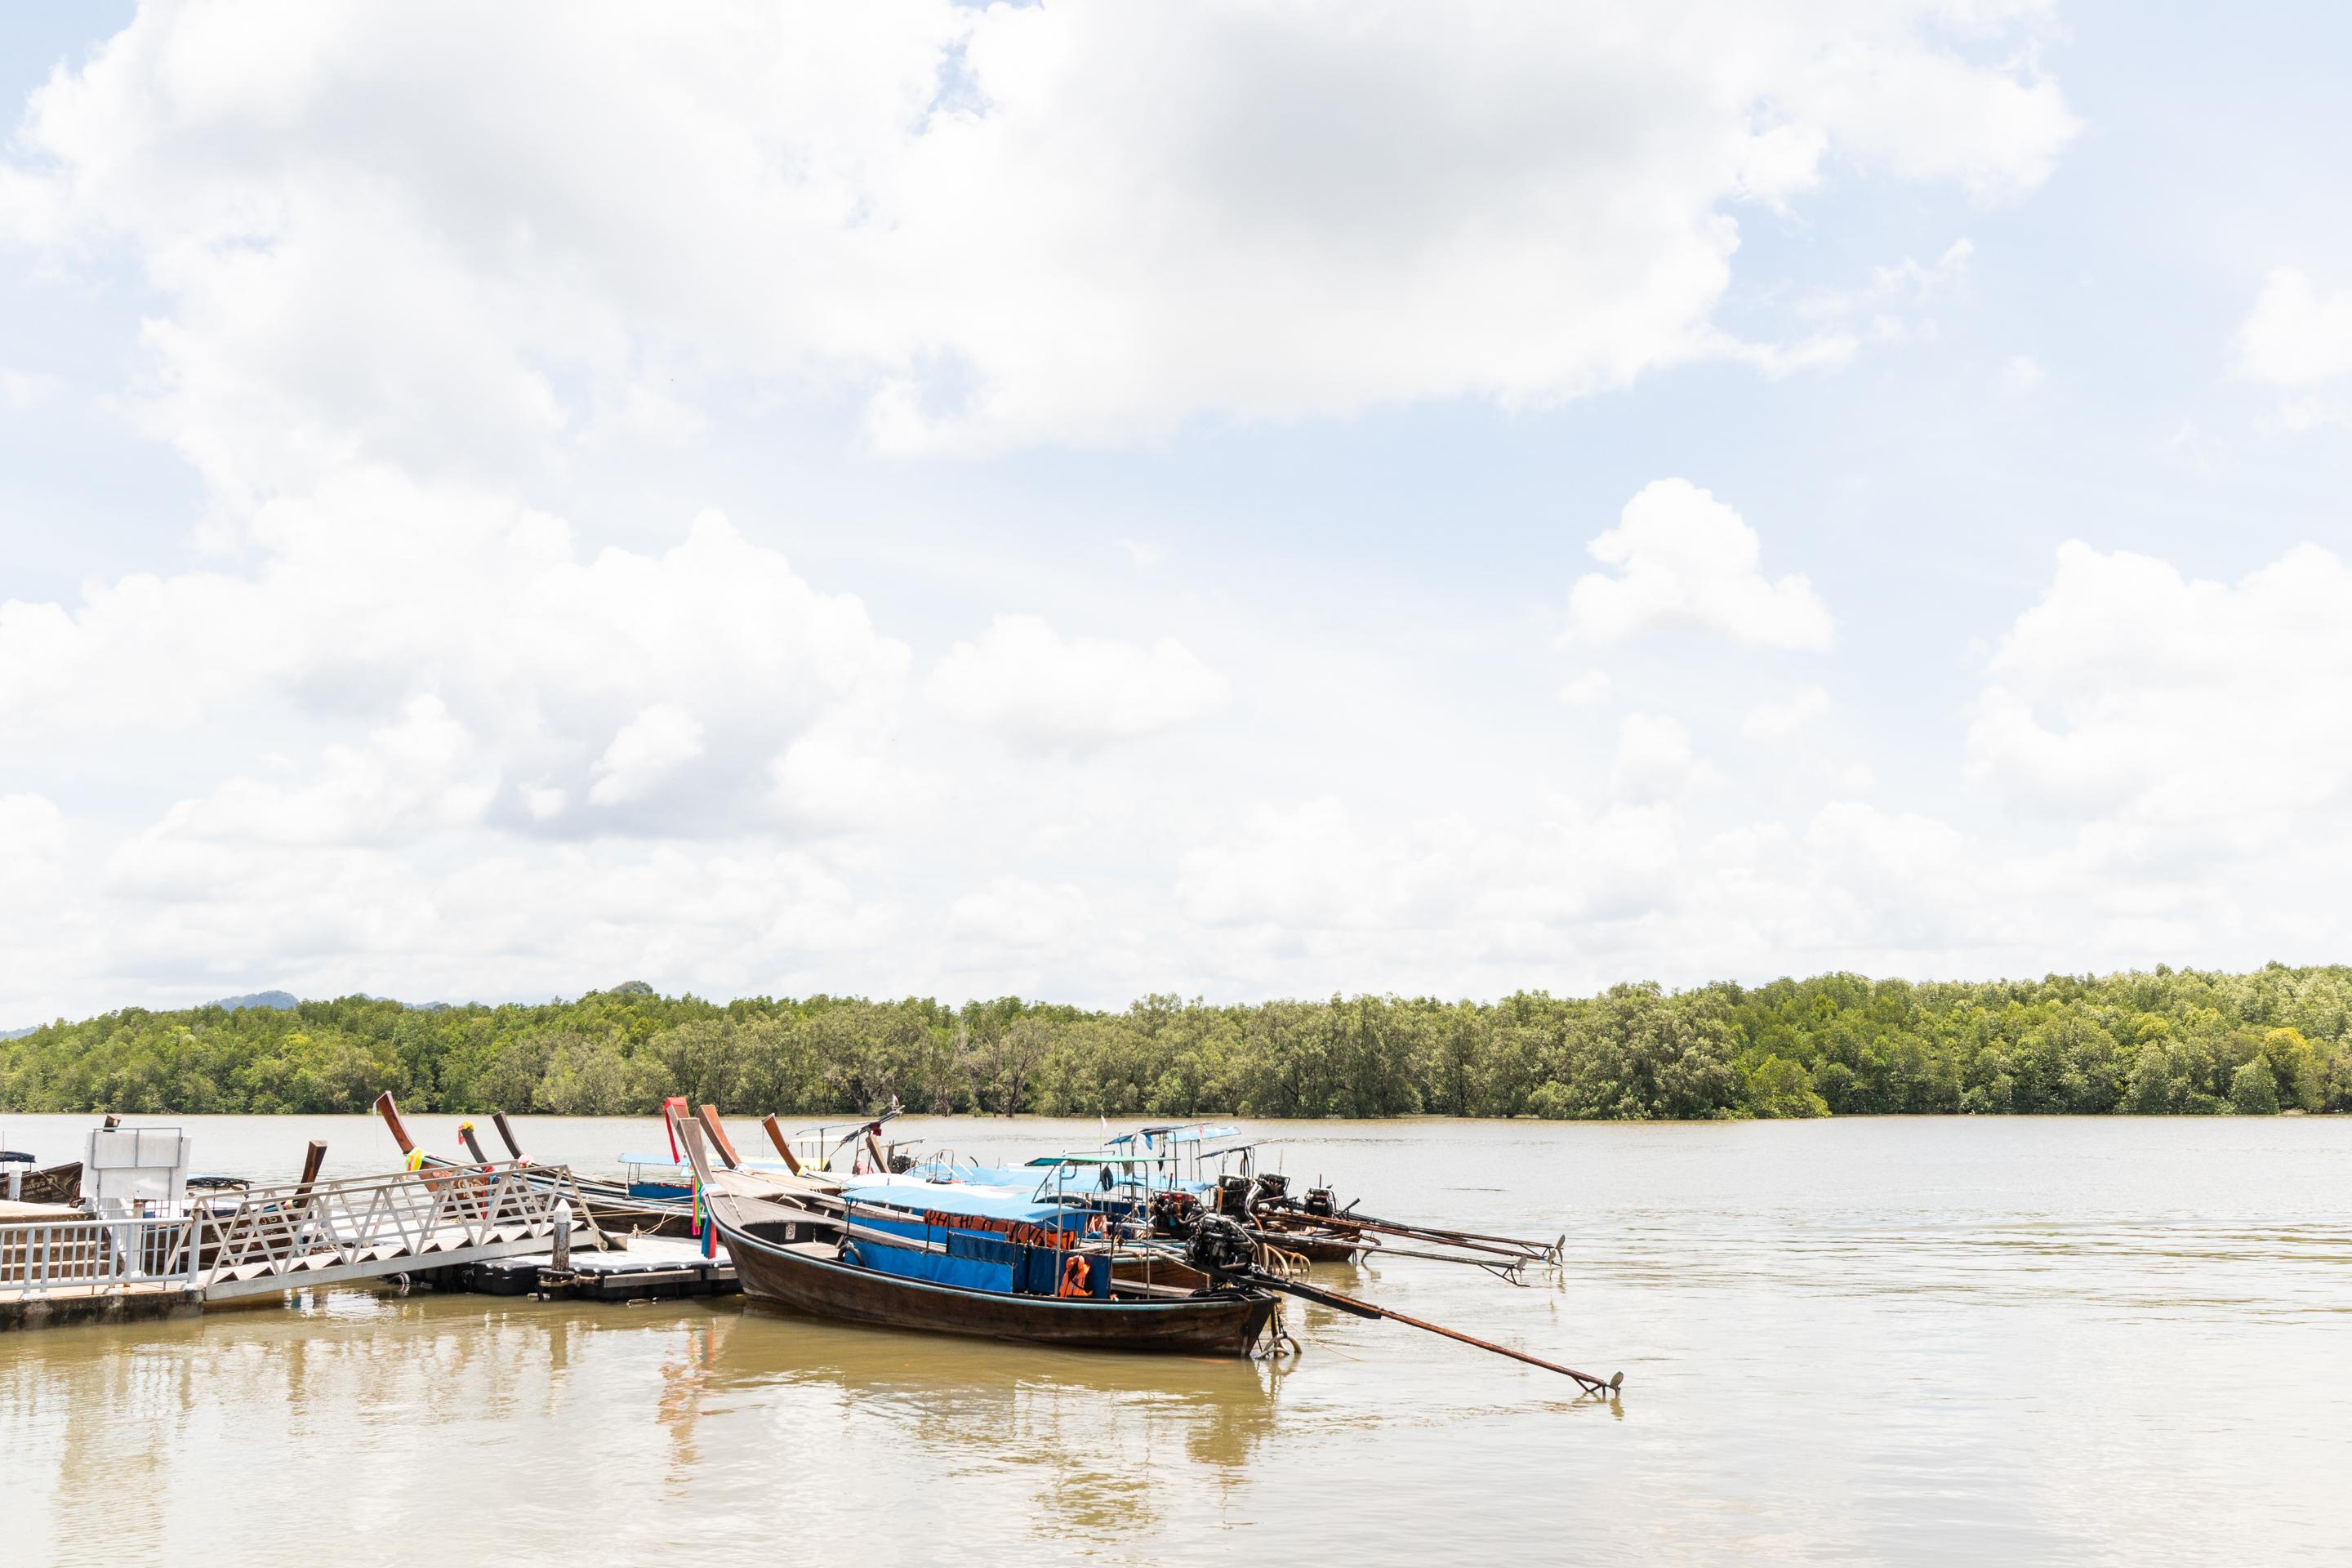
left=1148, top=1189, right=1201, bottom=1236
left=1186, top=1213, right=1258, bottom=1278
left=1303, top=1186, right=1337, bottom=1218
left=1254, top=1172, right=1290, bottom=1203
left=1213, top=1174, right=1251, bottom=1216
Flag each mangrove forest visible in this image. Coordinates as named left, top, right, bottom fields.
left=4, top=964, right=2350, bottom=1120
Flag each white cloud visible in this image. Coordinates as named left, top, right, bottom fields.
left=0, top=368, right=60, bottom=410
left=0, top=793, right=69, bottom=876
left=1809, top=800, right=1965, bottom=880
left=2234, top=269, right=2352, bottom=430
left=74, top=830, right=900, bottom=1014
left=1147, top=540, right=2352, bottom=996
left=1174, top=796, right=1481, bottom=932
left=2235, top=269, right=2352, bottom=387
left=1742, top=686, right=1832, bottom=740
left=588, top=703, right=706, bottom=808
left=1780, top=238, right=1973, bottom=351
left=945, top=876, right=1092, bottom=951
left=1869, top=238, right=1976, bottom=301
left=1556, top=668, right=1612, bottom=707
left=2, top=2, right=2077, bottom=461
left=40, top=5, right=2328, bottom=1021
left=1798, top=801, right=1983, bottom=947
left=1609, top=714, right=1698, bottom=805
left=1783, top=35, right=2075, bottom=198
left=18, top=528, right=2352, bottom=1016
left=140, top=695, right=497, bottom=847
left=929, top=613, right=1225, bottom=749
left=2002, top=354, right=2045, bottom=393
left=1967, top=541, right=2352, bottom=849
left=2159, top=421, right=2228, bottom=480
left=1564, top=479, right=1834, bottom=650
left=768, top=727, right=929, bottom=831
left=0, top=488, right=914, bottom=834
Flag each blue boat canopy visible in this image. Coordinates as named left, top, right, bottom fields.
left=1023, top=1150, right=1180, bottom=1167
left=1107, top=1124, right=1239, bottom=1147
left=839, top=1179, right=1074, bottom=1224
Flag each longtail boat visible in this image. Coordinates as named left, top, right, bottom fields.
left=676, top=1120, right=1283, bottom=1356
left=1027, top=1130, right=1378, bottom=1265
left=0, top=1156, right=83, bottom=1206
left=1137, top=1131, right=1566, bottom=1277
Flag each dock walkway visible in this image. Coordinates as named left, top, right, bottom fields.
left=0, top=1160, right=596, bottom=1328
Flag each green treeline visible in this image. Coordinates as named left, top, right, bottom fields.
left=4, top=964, right=2350, bottom=1120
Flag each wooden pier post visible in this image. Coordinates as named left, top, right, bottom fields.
left=295, top=1141, right=327, bottom=1195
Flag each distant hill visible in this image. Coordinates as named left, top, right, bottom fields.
left=211, top=990, right=301, bottom=1012
left=4, top=989, right=439, bottom=1039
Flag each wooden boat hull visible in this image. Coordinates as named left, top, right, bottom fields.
left=572, top=1191, right=700, bottom=1238
left=10, top=1162, right=82, bottom=1206
left=723, top=1220, right=1278, bottom=1356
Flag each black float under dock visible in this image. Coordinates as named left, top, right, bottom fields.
left=416, top=1235, right=741, bottom=1303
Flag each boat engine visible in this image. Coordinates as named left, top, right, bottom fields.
left=1186, top=1213, right=1258, bottom=1278
left=1212, top=1174, right=1251, bottom=1216
left=1303, top=1186, right=1336, bottom=1217
left=1148, top=1189, right=1201, bottom=1236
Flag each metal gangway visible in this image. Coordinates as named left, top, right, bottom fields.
left=0, top=1160, right=590, bottom=1305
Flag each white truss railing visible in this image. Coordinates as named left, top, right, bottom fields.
left=0, top=1160, right=584, bottom=1300
left=0, top=1215, right=194, bottom=1295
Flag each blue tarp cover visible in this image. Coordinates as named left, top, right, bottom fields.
left=947, top=1231, right=1024, bottom=1267
left=845, top=1241, right=1015, bottom=1295
left=845, top=1235, right=1116, bottom=1298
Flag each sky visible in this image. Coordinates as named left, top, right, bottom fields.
left=4, top=1, right=2352, bottom=1022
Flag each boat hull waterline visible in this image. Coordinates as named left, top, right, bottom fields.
left=721, top=1219, right=1279, bottom=1356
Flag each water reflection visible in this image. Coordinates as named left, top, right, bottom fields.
left=5, top=1290, right=1301, bottom=1554
left=9, top=1116, right=2352, bottom=1566
left=651, top=1310, right=734, bottom=1486
left=690, top=1301, right=1288, bottom=1534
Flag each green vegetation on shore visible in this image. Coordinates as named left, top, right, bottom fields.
left=4, top=966, right=2349, bottom=1120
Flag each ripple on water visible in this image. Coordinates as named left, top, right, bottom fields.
left=4, top=1114, right=2352, bottom=1566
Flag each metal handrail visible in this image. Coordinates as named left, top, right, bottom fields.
left=0, top=1214, right=199, bottom=1296
left=0, top=1160, right=586, bottom=1299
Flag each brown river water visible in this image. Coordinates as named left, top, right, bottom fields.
left=3, top=1113, right=2349, bottom=1566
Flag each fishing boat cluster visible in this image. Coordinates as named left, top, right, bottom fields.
left=3, top=1098, right=1620, bottom=1393
left=376, top=1094, right=1615, bottom=1390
